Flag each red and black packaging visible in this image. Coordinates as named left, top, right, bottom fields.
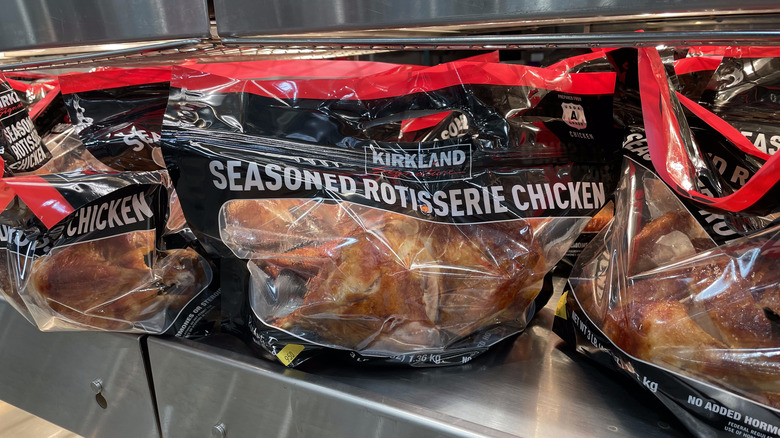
left=0, top=170, right=219, bottom=337
left=5, top=73, right=68, bottom=137
left=554, top=47, right=780, bottom=438
left=162, top=60, right=620, bottom=367
left=699, top=47, right=780, bottom=156
left=673, top=50, right=724, bottom=102
left=543, top=49, right=615, bottom=73
left=59, top=67, right=172, bottom=171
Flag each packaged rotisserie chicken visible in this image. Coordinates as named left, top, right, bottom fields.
left=0, top=170, right=220, bottom=336
left=554, top=47, right=780, bottom=437
left=162, top=60, right=621, bottom=366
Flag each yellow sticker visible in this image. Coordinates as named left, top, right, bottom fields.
left=555, top=291, right=568, bottom=320
left=276, top=344, right=305, bottom=366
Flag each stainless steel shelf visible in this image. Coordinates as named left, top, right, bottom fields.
left=3, top=28, right=780, bottom=72
left=1, top=1, right=780, bottom=71
left=221, top=30, right=780, bottom=50
left=0, top=39, right=389, bottom=71
left=146, top=287, right=688, bottom=438
left=0, top=285, right=690, bottom=438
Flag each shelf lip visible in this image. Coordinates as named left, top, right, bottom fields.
left=4, top=29, right=779, bottom=71
left=0, top=39, right=204, bottom=71
left=214, top=0, right=780, bottom=37
left=221, top=30, right=780, bottom=49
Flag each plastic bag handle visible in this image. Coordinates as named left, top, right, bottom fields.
left=638, top=47, right=780, bottom=214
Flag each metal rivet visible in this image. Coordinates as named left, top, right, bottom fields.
left=212, top=423, right=227, bottom=438
left=90, top=379, right=103, bottom=394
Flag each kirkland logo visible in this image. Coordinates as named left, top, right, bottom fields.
left=364, top=143, right=472, bottom=182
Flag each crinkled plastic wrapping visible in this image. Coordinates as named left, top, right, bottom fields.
left=220, top=198, right=581, bottom=355
left=162, top=59, right=620, bottom=366
left=59, top=67, right=172, bottom=171
left=555, top=46, right=780, bottom=437
left=674, top=53, right=723, bottom=102
left=36, top=121, right=188, bottom=236
left=0, top=171, right=217, bottom=335
left=699, top=47, right=780, bottom=156
left=567, top=159, right=780, bottom=411
left=12, top=231, right=212, bottom=333
left=0, top=219, right=32, bottom=323
left=33, top=124, right=115, bottom=174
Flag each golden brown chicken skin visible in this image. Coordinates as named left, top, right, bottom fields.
left=30, top=232, right=206, bottom=331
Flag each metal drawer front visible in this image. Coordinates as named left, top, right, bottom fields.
left=148, top=305, right=687, bottom=438
left=0, top=300, right=160, bottom=438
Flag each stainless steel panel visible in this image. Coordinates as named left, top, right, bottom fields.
left=214, top=0, right=780, bottom=36
left=149, top=291, right=687, bottom=438
left=0, top=0, right=210, bottom=52
left=0, top=301, right=159, bottom=438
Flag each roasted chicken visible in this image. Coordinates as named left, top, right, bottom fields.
left=579, top=204, right=780, bottom=409
left=223, top=199, right=548, bottom=353
left=28, top=231, right=208, bottom=331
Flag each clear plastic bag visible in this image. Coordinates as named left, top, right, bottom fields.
left=220, top=198, right=579, bottom=355
left=163, top=58, right=620, bottom=365
left=14, top=231, right=211, bottom=332
left=555, top=46, right=780, bottom=437
left=569, top=160, right=780, bottom=409
left=0, top=171, right=217, bottom=335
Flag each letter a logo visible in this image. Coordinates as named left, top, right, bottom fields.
left=562, top=103, right=587, bottom=130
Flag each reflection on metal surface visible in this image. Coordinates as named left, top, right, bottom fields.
left=0, top=0, right=210, bottom=52
left=0, top=301, right=159, bottom=438
left=221, top=30, right=780, bottom=50
left=148, top=286, right=688, bottom=438
left=0, top=39, right=202, bottom=71
left=0, top=1, right=777, bottom=71
left=0, top=38, right=389, bottom=71
left=3, top=27, right=780, bottom=71
left=214, top=0, right=780, bottom=36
